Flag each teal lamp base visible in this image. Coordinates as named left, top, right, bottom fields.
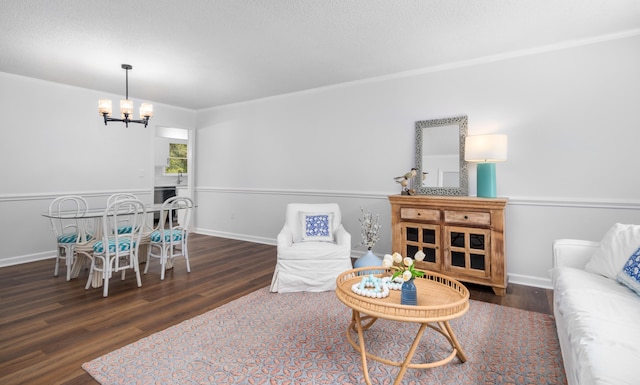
left=477, top=163, right=497, bottom=198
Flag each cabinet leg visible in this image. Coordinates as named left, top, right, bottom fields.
left=492, top=286, right=506, bottom=296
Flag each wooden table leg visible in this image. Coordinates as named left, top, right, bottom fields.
left=393, top=323, right=429, bottom=385
left=346, top=316, right=467, bottom=384
left=353, top=310, right=374, bottom=385
left=440, top=321, right=467, bottom=362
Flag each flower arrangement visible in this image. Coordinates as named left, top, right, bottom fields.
left=358, top=208, right=381, bottom=251
left=383, top=251, right=426, bottom=281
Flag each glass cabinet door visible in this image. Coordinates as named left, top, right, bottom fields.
left=400, top=223, right=440, bottom=270
left=444, top=225, right=491, bottom=278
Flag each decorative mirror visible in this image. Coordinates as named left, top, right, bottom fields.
left=414, top=115, right=468, bottom=196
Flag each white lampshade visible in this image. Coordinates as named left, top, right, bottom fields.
left=465, top=134, right=508, bottom=163
left=120, top=99, right=133, bottom=118
left=139, top=103, right=153, bottom=118
left=98, top=99, right=112, bottom=116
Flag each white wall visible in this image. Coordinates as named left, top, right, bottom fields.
left=0, top=72, right=196, bottom=265
left=3, top=34, right=639, bottom=289
left=195, top=33, right=640, bottom=288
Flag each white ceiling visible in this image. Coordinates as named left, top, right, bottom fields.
left=2, top=0, right=640, bottom=110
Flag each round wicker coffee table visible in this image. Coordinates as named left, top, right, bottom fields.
left=335, top=267, right=470, bottom=385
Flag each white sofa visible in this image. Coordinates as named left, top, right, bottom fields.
left=552, top=236, right=640, bottom=385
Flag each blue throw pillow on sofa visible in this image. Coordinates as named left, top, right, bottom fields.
left=617, top=246, right=640, bottom=296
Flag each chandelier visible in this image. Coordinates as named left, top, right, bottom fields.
left=98, top=64, right=153, bottom=127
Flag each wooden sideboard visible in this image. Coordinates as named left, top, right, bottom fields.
left=389, top=195, right=508, bottom=295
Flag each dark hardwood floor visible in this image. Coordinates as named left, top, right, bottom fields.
left=0, top=234, right=553, bottom=385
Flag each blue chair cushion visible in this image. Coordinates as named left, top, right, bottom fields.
left=117, top=225, right=133, bottom=234
left=57, top=233, right=79, bottom=244
left=150, top=229, right=183, bottom=243
left=57, top=233, right=94, bottom=244
left=93, top=237, right=134, bottom=253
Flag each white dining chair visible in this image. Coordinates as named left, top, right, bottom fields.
left=85, top=198, right=147, bottom=297
left=48, top=195, right=89, bottom=281
left=145, top=196, right=193, bottom=280
left=106, top=193, right=138, bottom=205
left=106, top=193, right=139, bottom=234
left=106, top=193, right=156, bottom=260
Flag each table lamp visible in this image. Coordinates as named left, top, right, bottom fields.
left=464, top=134, right=507, bottom=198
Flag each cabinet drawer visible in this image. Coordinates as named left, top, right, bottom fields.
left=444, top=210, right=490, bottom=226
left=400, top=208, right=440, bottom=221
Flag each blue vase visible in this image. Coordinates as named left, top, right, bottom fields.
left=354, top=249, right=383, bottom=269
left=401, top=278, right=417, bottom=306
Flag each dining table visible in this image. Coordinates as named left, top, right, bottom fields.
left=42, top=203, right=179, bottom=287
left=42, top=203, right=168, bottom=221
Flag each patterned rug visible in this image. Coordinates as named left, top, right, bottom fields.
left=83, top=287, right=566, bottom=385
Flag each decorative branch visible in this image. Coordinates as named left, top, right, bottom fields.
left=358, top=208, right=381, bottom=250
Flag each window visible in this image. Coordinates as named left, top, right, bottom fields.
left=165, top=143, right=187, bottom=174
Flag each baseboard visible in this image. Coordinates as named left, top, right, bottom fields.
left=194, top=228, right=276, bottom=246
left=508, top=273, right=553, bottom=290
left=192, top=230, right=381, bottom=259
left=0, top=251, right=54, bottom=268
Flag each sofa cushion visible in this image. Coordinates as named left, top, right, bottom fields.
left=618, top=246, right=640, bottom=296
left=584, top=223, right=640, bottom=280
left=552, top=266, right=640, bottom=385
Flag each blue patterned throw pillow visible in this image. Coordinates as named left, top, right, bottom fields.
left=617, top=246, right=640, bottom=296
left=300, top=212, right=334, bottom=242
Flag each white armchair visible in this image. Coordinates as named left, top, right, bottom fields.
left=270, top=203, right=352, bottom=293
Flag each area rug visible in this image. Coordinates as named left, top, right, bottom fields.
left=83, top=287, right=566, bottom=385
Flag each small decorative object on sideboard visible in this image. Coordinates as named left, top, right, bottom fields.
left=383, top=251, right=426, bottom=305
left=393, top=168, right=418, bottom=195
left=353, top=208, right=383, bottom=269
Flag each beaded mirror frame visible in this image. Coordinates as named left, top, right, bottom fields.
left=414, top=114, right=468, bottom=196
